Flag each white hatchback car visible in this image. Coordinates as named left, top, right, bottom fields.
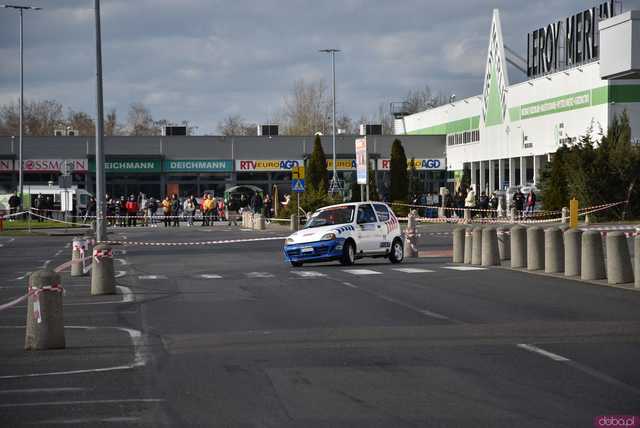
left=283, top=202, right=404, bottom=267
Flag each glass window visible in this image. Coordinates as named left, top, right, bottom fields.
left=304, top=205, right=354, bottom=228
left=373, top=204, right=390, bottom=221
left=357, top=204, right=377, bottom=224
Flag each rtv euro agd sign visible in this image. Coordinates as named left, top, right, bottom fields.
left=377, top=158, right=445, bottom=170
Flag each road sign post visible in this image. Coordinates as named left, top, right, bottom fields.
left=291, top=166, right=305, bottom=218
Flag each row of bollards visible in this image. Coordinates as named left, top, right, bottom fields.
left=25, top=236, right=117, bottom=350
left=453, top=225, right=639, bottom=287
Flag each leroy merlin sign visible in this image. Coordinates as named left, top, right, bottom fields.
left=89, top=159, right=161, bottom=173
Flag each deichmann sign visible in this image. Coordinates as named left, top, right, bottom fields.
left=526, top=1, right=615, bottom=78
left=89, top=159, right=161, bottom=173
left=235, top=160, right=302, bottom=171
left=163, top=159, right=232, bottom=172
left=377, top=159, right=446, bottom=171
left=0, top=159, right=88, bottom=172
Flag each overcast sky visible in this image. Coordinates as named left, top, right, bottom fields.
left=1, top=0, right=637, bottom=134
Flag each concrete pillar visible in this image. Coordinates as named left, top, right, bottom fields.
left=404, top=213, right=418, bottom=258
left=544, top=227, right=564, bottom=273
left=520, top=156, right=527, bottom=187
left=71, top=238, right=87, bottom=277
left=527, top=226, right=544, bottom=270
left=508, top=158, right=517, bottom=189
left=470, top=161, right=477, bottom=191
left=471, top=227, right=483, bottom=265
left=488, top=160, right=495, bottom=193
left=498, top=159, right=505, bottom=191
left=561, top=207, right=568, bottom=224
left=533, top=155, right=542, bottom=187
left=253, top=214, right=265, bottom=230
left=635, top=235, right=640, bottom=288
left=464, top=227, right=473, bottom=264
left=91, top=244, right=115, bottom=296
left=497, top=226, right=510, bottom=261
left=479, top=161, right=486, bottom=194
left=290, top=214, right=299, bottom=232
left=464, top=209, right=471, bottom=223
left=606, top=232, right=634, bottom=284
left=511, top=225, right=527, bottom=268
left=581, top=230, right=606, bottom=280
left=564, top=228, right=582, bottom=277
left=452, top=227, right=465, bottom=263
left=481, top=227, right=500, bottom=266
left=25, top=270, right=65, bottom=350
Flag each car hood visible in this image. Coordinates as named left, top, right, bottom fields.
left=286, top=224, right=353, bottom=244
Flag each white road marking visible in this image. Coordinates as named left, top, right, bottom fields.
left=54, top=250, right=62, bottom=257
left=517, top=344, right=570, bottom=362
left=0, top=387, right=86, bottom=394
left=200, top=274, right=223, bottom=279
left=138, top=275, right=166, bottom=280
left=113, top=249, right=127, bottom=255
left=35, top=416, right=141, bottom=424
left=116, top=285, right=134, bottom=303
left=64, top=243, right=71, bottom=248
left=392, top=268, right=435, bottom=273
left=342, top=269, right=382, bottom=275
left=115, top=270, right=127, bottom=278
left=442, top=266, right=488, bottom=271
left=246, top=272, right=274, bottom=278
left=115, top=258, right=128, bottom=265
left=0, top=398, right=164, bottom=408
left=15, top=272, right=31, bottom=280
left=342, top=282, right=358, bottom=288
left=42, top=259, right=52, bottom=268
left=0, top=325, right=148, bottom=379
left=291, top=271, right=326, bottom=278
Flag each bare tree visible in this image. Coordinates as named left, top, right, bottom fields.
left=403, top=85, right=447, bottom=114
left=0, top=99, right=65, bottom=136
left=105, top=109, right=120, bottom=136
left=336, top=114, right=354, bottom=134
left=126, top=102, right=159, bottom=136
left=66, top=109, right=95, bottom=136
left=217, top=114, right=257, bottom=136
left=282, top=79, right=331, bottom=135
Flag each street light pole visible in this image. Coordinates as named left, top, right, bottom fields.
left=319, top=48, right=340, bottom=194
left=94, top=0, right=106, bottom=241
left=3, top=4, right=42, bottom=210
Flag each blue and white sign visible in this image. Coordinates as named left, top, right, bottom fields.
left=292, top=179, right=305, bottom=193
left=355, top=137, right=368, bottom=184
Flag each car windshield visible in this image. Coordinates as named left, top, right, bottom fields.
left=304, top=206, right=354, bottom=228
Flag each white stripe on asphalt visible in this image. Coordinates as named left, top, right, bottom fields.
left=291, top=271, right=326, bottom=278
left=115, top=270, right=127, bottom=278
left=0, top=398, right=164, bottom=408
left=200, top=274, right=223, bottom=279
left=33, top=416, right=140, bottom=425
left=115, top=258, right=128, bottom=265
left=0, top=387, right=86, bottom=394
left=116, top=285, right=134, bottom=303
left=342, top=269, right=382, bottom=275
left=246, top=272, right=274, bottom=278
left=442, top=266, right=488, bottom=271
left=516, top=344, right=570, bottom=362
left=138, top=275, right=167, bottom=280
left=392, top=268, right=435, bottom=273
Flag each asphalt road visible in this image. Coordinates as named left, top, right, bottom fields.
left=1, top=223, right=639, bottom=427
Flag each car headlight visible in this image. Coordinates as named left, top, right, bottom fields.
left=320, top=233, right=336, bottom=241
left=286, top=237, right=295, bottom=244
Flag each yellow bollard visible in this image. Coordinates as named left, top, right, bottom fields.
left=569, top=198, right=579, bottom=229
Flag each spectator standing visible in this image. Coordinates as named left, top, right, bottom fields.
left=171, top=194, right=181, bottom=227
left=217, top=198, right=226, bottom=222
left=478, top=192, right=489, bottom=218
left=227, top=195, right=239, bottom=226
left=8, top=192, right=20, bottom=220
left=464, top=188, right=476, bottom=218
left=183, top=195, right=196, bottom=226
left=489, top=192, right=499, bottom=218
left=526, top=190, right=537, bottom=216
left=513, top=189, right=525, bottom=219
left=148, top=197, right=158, bottom=227
left=161, top=196, right=172, bottom=227
left=201, top=193, right=209, bottom=226
left=263, top=194, right=272, bottom=222
left=125, top=195, right=139, bottom=227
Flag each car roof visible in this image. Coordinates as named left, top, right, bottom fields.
left=318, top=201, right=387, bottom=211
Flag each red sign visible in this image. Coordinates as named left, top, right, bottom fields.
left=21, top=159, right=88, bottom=172
left=0, top=159, right=12, bottom=171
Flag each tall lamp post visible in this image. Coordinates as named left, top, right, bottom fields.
left=319, top=49, right=340, bottom=194
left=2, top=4, right=42, bottom=210
left=94, top=0, right=106, bottom=241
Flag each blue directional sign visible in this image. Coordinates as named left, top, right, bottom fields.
left=292, top=179, right=305, bottom=193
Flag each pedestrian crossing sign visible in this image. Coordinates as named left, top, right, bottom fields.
left=292, top=179, right=305, bottom=193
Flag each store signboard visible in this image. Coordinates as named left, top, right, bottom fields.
left=0, top=159, right=12, bottom=171
left=355, top=137, right=367, bottom=184
left=235, top=159, right=302, bottom=171
left=326, top=159, right=356, bottom=170
left=89, top=159, right=161, bottom=173
left=19, top=159, right=88, bottom=172
left=377, top=158, right=446, bottom=171
left=163, top=159, right=232, bottom=172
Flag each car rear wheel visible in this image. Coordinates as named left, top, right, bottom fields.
left=340, top=240, right=356, bottom=266
left=389, top=238, right=404, bottom=264
left=290, top=261, right=303, bottom=267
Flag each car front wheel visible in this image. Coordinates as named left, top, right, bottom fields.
left=340, top=240, right=356, bottom=266
left=389, top=239, right=404, bottom=264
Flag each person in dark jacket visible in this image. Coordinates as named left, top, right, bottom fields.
left=513, top=189, right=525, bottom=219
left=526, top=190, right=537, bottom=216
left=8, top=192, right=20, bottom=220
left=34, top=194, right=45, bottom=222
left=126, top=195, right=139, bottom=227
left=171, top=194, right=181, bottom=227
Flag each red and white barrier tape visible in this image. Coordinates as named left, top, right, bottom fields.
left=0, top=284, right=64, bottom=323
left=99, top=236, right=287, bottom=247
left=93, top=248, right=113, bottom=263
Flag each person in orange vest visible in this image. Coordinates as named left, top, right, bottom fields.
left=125, top=195, right=139, bottom=227
left=161, top=196, right=172, bottom=227
left=201, top=193, right=209, bottom=226
left=217, top=198, right=225, bottom=222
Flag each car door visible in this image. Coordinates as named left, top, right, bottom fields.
left=373, top=203, right=394, bottom=250
left=356, top=204, right=382, bottom=253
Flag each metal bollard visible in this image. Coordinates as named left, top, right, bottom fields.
left=564, top=228, right=582, bottom=277
left=606, top=232, right=634, bottom=284
left=510, top=208, right=517, bottom=221
left=561, top=207, right=568, bottom=224
left=463, top=227, right=473, bottom=264
left=481, top=227, right=499, bottom=266
left=635, top=235, right=640, bottom=288
left=404, top=214, right=418, bottom=258
left=510, top=225, right=527, bottom=268
left=25, top=270, right=65, bottom=350
left=544, top=227, right=564, bottom=273
left=464, top=209, right=471, bottom=223
left=71, top=238, right=87, bottom=277
left=253, top=214, right=266, bottom=231
left=471, top=227, right=483, bottom=265
left=91, top=244, right=115, bottom=295
left=452, top=227, right=465, bottom=263
left=497, top=227, right=510, bottom=261
left=581, top=230, right=606, bottom=280
left=290, top=214, right=299, bottom=232
left=527, top=227, right=544, bottom=270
